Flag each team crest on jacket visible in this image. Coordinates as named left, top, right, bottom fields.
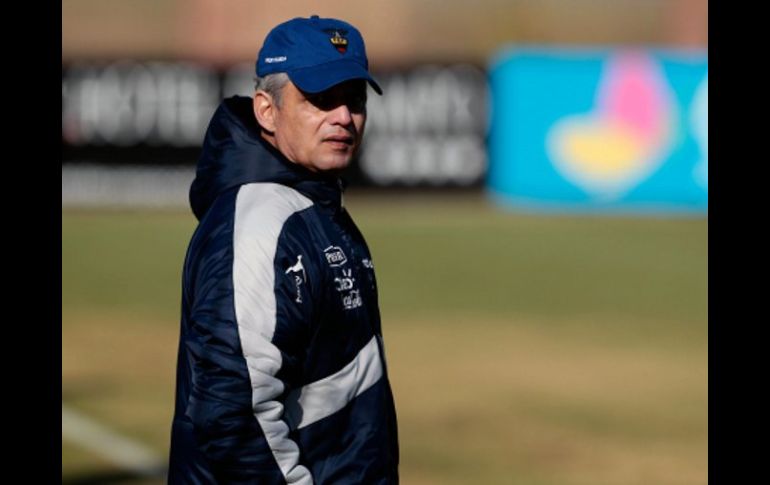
left=324, top=246, right=347, bottom=267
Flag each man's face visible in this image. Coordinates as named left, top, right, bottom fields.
left=271, top=79, right=367, bottom=173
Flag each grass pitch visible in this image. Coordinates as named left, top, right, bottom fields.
left=62, top=192, right=707, bottom=484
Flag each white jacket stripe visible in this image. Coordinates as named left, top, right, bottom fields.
left=283, top=336, right=384, bottom=431
left=233, top=183, right=314, bottom=485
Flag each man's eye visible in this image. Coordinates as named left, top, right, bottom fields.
left=309, top=94, right=330, bottom=107
left=307, top=91, right=365, bottom=112
left=350, top=95, right=367, bottom=112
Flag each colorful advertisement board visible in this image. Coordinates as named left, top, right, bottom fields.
left=487, top=48, right=708, bottom=214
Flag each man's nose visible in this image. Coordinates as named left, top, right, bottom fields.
left=328, top=103, right=353, bottom=126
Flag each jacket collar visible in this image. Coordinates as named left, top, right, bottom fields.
left=189, top=95, right=344, bottom=220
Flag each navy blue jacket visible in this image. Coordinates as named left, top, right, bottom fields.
left=168, top=96, right=399, bottom=484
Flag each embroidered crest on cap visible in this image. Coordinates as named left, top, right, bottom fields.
left=324, top=28, right=349, bottom=53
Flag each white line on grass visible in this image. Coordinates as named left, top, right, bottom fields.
left=62, top=404, right=166, bottom=477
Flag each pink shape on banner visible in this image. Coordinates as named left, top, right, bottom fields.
left=546, top=51, right=676, bottom=199
left=599, top=52, right=670, bottom=144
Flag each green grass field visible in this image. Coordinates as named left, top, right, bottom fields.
left=62, top=192, right=707, bottom=484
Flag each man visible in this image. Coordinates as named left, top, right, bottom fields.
left=168, top=15, right=399, bottom=484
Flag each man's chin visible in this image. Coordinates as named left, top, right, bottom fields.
left=314, top=154, right=353, bottom=173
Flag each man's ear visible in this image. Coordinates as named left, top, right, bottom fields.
left=253, top=91, right=277, bottom=132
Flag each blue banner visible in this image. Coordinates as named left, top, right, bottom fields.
left=487, top=47, right=708, bottom=214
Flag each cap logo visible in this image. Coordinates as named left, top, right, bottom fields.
left=324, top=28, right=349, bottom=54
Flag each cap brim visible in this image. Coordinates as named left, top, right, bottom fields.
left=287, top=58, right=383, bottom=95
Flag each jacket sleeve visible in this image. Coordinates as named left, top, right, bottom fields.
left=184, top=196, right=317, bottom=484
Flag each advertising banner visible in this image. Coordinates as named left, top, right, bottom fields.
left=487, top=48, right=708, bottom=214
left=62, top=61, right=488, bottom=188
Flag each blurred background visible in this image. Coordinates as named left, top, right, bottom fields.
left=62, top=1, right=707, bottom=483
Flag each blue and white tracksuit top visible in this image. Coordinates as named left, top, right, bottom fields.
left=168, top=96, right=399, bottom=484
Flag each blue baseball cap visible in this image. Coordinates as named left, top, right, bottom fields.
left=256, top=15, right=382, bottom=95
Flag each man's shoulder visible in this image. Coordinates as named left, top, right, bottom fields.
left=233, top=182, right=316, bottom=247
left=236, top=182, right=314, bottom=215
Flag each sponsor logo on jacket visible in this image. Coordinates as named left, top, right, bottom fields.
left=324, top=246, right=347, bottom=267
left=285, top=255, right=306, bottom=303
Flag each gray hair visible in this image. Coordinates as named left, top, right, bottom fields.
left=254, top=72, right=290, bottom=107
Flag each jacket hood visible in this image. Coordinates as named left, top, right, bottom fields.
left=189, top=95, right=343, bottom=221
